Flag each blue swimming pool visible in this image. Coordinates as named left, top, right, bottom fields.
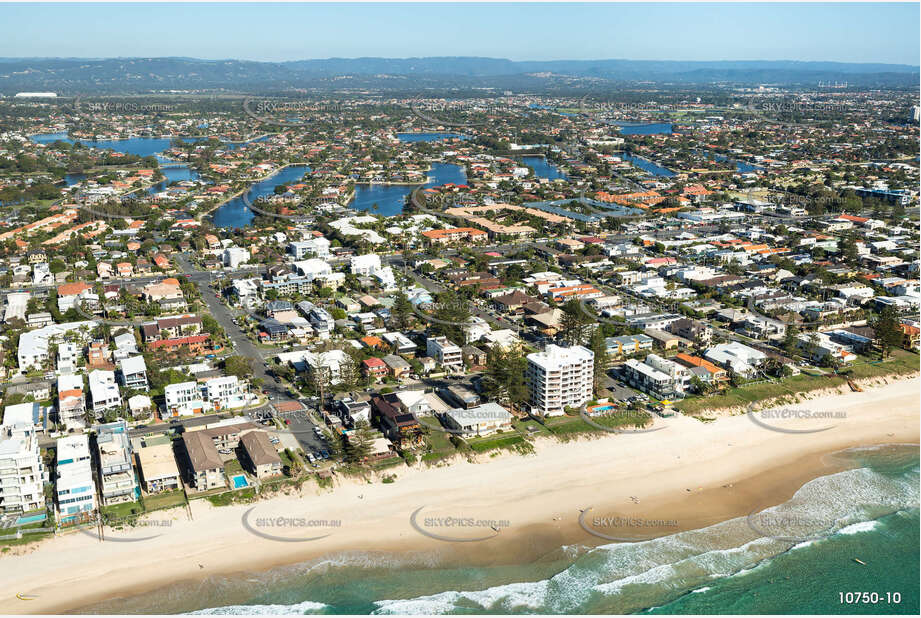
left=231, top=475, right=249, bottom=489
left=15, top=513, right=47, bottom=525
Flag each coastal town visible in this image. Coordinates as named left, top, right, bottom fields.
left=0, top=87, right=918, bottom=552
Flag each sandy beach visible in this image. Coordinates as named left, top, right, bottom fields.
left=1, top=377, right=918, bottom=614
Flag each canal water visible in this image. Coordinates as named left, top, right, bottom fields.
left=519, top=155, right=567, bottom=180
left=349, top=162, right=468, bottom=217
left=620, top=153, right=676, bottom=177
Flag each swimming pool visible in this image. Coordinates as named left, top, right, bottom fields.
left=15, top=513, right=47, bottom=525
left=231, top=475, right=249, bottom=489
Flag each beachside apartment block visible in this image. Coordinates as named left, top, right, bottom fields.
left=55, top=434, right=96, bottom=525
left=0, top=410, right=45, bottom=514
left=526, top=344, right=594, bottom=416
left=96, top=421, right=138, bottom=505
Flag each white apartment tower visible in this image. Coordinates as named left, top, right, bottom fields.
left=526, top=344, right=594, bottom=416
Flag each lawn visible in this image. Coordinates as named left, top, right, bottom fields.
left=206, top=487, right=256, bottom=507
left=143, top=490, right=187, bottom=513
left=0, top=519, right=54, bottom=549
left=466, top=431, right=533, bottom=454
left=543, top=415, right=605, bottom=436
left=420, top=422, right=459, bottom=464
left=101, top=501, right=144, bottom=521
left=370, top=455, right=404, bottom=470
left=224, top=459, right=244, bottom=477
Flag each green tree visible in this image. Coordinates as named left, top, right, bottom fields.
left=872, top=306, right=903, bottom=359
left=223, top=355, right=255, bottom=379
left=589, top=328, right=609, bottom=393
left=345, top=420, right=375, bottom=464
left=559, top=299, right=594, bottom=346
left=391, top=291, right=414, bottom=330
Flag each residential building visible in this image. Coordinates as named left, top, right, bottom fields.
left=288, top=237, right=331, bottom=259
left=57, top=373, right=86, bottom=430
left=55, top=434, right=96, bottom=525
left=239, top=431, right=282, bottom=479
left=222, top=246, right=250, bottom=268
left=622, top=358, right=678, bottom=400
left=307, top=307, right=335, bottom=337
left=442, top=402, right=513, bottom=436
left=0, top=417, right=44, bottom=514
left=88, top=370, right=122, bottom=415
left=644, top=354, right=692, bottom=395
left=164, top=381, right=206, bottom=417
left=96, top=421, right=138, bottom=505
left=526, top=344, right=594, bottom=416
left=17, top=321, right=96, bottom=371
left=136, top=442, right=181, bottom=493
left=704, top=342, right=768, bottom=378
left=181, top=431, right=225, bottom=491
left=118, top=355, right=148, bottom=390
left=426, top=337, right=462, bottom=372
left=421, top=227, right=488, bottom=245
left=796, top=332, right=858, bottom=364
left=203, top=376, right=249, bottom=411
left=605, top=334, right=654, bottom=357
left=350, top=254, right=382, bottom=276
left=673, top=353, right=729, bottom=384
left=382, top=354, right=412, bottom=378
left=668, top=318, right=713, bottom=346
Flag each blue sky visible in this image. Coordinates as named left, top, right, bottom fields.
left=1, top=2, right=918, bottom=65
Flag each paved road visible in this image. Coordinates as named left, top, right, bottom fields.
left=175, top=253, right=329, bottom=456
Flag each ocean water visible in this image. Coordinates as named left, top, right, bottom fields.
left=77, top=444, right=919, bottom=615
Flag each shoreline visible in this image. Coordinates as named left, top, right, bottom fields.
left=0, top=377, right=917, bottom=614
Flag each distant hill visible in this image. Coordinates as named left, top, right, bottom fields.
left=0, top=56, right=916, bottom=94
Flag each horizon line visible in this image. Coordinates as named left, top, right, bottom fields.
left=0, top=55, right=918, bottom=68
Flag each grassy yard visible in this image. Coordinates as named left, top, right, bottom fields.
left=224, top=458, right=244, bottom=477
left=369, top=455, right=404, bottom=470
left=0, top=519, right=54, bottom=549
left=206, top=487, right=256, bottom=507
left=466, top=431, right=533, bottom=454
left=142, top=490, right=187, bottom=513
left=420, top=422, right=459, bottom=464
left=543, top=414, right=605, bottom=436
left=101, top=500, right=144, bottom=521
